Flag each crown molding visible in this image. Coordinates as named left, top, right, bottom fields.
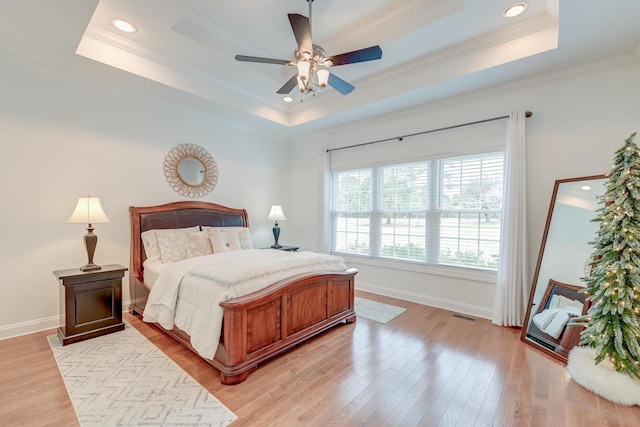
left=321, top=0, right=465, bottom=52
left=77, top=24, right=290, bottom=125
left=371, top=13, right=558, bottom=85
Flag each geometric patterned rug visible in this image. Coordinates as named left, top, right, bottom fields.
left=355, top=297, right=406, bottom=323
left=47, top=323, right=237, bottom=427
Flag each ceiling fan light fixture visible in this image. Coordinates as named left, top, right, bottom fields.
left=502, top=2, right=527, bottom=18
left=111, top=18, right=138, bottom=33
left=296, top=60, right=310, bottom=81
left=297, top=75, right=308, bottom=93
left=234, top=1, right=382, bottom=98
left=316, top=68, right=330, bottom=88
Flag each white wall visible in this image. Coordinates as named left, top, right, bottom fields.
left=2, top=50, right=638, bottom=338
left=0, top=54, right=291, bottom=339
left=290, top=54, right=640, bottom=319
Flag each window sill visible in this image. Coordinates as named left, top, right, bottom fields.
left=336, top=253, right=497, bottom=284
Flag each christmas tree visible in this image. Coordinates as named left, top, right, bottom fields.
left=572, top=132, right=640, bottom=379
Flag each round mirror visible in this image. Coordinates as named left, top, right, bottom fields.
left=178, top=157, right=205, bottom=185
left=164, top=143, right=218, bottom=198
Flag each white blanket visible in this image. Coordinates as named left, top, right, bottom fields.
left=532, top=294, right=583, bottom=339
left=143, top=249, right=348, bottom=359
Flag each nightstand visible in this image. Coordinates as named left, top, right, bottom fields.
left=54, top=264, right=127, bottom=345
left=264, top=245, right=299, bottom=252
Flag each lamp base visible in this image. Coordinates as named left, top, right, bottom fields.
left=271, top=223, right=282, bottom=249
left=80, top=263, right=101, bottom=272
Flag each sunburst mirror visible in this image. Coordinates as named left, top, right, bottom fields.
left=164, top=143, right=218, bottom=198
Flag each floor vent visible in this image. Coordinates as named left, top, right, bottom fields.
left=452, top=313, right=477, bottom=322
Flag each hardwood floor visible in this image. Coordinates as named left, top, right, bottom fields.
left=1, top=291, right=639, bottom=426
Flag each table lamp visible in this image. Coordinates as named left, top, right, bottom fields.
left=267, top=205, right=286, bottom=249
left=68, top=196, right=110, bottom=271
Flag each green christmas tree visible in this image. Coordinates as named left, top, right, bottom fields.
left=572, top=132, right=640, bottom=379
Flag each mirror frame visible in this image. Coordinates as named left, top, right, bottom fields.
left=521, top=174, right=607, bottom=362
left=164, top=143, right=218, bottom=198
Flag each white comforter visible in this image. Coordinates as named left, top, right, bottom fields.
left=532, top=293, right=583, bottom=339
left=142, top=249, right=348, bottom=359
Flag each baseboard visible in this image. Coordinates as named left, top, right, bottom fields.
left=0, top=289, right=492, bottom=340
left=0, top=315, right=61, bottom=341
left=356, top=281, right=493, bottom=320
left=0, top=300, right=133, bottom=341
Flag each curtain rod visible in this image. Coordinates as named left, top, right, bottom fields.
left=326, top=111, right=533, bottom=153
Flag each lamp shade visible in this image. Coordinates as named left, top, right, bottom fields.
left=316, top=68, right=330, bottom=87
left=67, top=197, right=110, bottom=224
left=296, top=60, right=310, bottom=81
left=267, top=205, right=286, bottom=222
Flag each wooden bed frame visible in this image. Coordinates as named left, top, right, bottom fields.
left=129, top=201, right=357, bottom=385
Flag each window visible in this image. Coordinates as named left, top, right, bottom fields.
left=332, top=169, right=371, bottom=255
left=330, top=152, right=504, bottom=271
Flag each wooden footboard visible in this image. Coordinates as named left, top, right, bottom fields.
left=141, top=268, right=357, bottom=385
left=213, top=268, right=357, bottom=384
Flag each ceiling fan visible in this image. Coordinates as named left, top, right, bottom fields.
left=234, top=0, right=382, bottom=96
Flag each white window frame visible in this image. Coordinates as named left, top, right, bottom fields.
left=330, top=151, right=504, bottom=274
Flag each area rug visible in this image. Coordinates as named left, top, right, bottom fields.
left=566, top=346, right=640, bottom=406
left=355, top=297, right=406, bottom=323
left=47, top=324, right=237, bottom=427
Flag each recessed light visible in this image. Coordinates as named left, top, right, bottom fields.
left=111, top=18, right=138, bottom=33
left=581, top=185, right=592, bottom=191
left=282, top=96, right=293, bottom=103
left=502, top=2, right=527, bottom=18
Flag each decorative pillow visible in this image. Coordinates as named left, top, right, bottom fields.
left=237, top=228, right=253, bottom=250
left=209, top=231, right=242, bottom=253
left=187, top=231, right=213, bottom=258
left=141, top=226, right=199, bottom=261
left=156, top=230, right=190, bottom=263
left=203, top=226, right=253, bottom=250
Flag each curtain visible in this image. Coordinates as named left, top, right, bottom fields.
left=492, top=109, right=529, bottom=327
left=318, top=149, right=332, bottom=254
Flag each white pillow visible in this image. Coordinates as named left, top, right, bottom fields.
left=141, top=226, right=199, bottom=261
left=209, top=231, right=242, bottom=253
left=549, top=294, right=583, bottom=311
left=237, top=228, right=253, bottom=250
left=156, top=230, right=190, bottom=263
left=203, top=226, right=253, bottom=250
left=187, top=231, right=213, bottom=258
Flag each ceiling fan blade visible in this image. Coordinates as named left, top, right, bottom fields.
left=276, top=74, right=298, bottom=94
left=325, top=45, right=382, bottom=66
left=288, top=14, right=313, bottom=57
left=235, top=55, right=291, bottom=65
left=328, top=73, right=355, bottom=95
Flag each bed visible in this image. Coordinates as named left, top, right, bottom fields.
left=129, top=201, right=357, bottom=385
left=526, top=278, right=590, bottom=357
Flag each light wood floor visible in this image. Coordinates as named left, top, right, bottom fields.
left=1, top=291, right=639, bottom=426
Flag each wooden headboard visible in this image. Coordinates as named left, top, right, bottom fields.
left=129, top=201, right=249, bottom=283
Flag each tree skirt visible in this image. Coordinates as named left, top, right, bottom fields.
left=566, top=346, right=640, bottom=406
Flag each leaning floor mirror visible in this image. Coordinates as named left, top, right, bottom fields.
left=521, top=174, right=607, bottom=362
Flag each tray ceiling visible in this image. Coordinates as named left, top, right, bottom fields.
left=1, top=0, right=639, bottom=136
